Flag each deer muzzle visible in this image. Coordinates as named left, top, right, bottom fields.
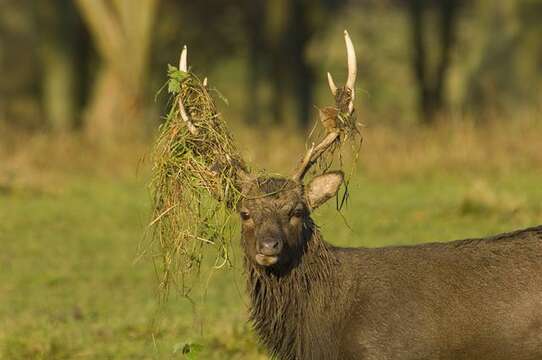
left=256, top=236, right=283, bottom=266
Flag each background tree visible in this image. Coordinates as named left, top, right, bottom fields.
left=240, top=0, right=346, bottom=128
left=0, top=1, right=41, bottom=130
left=37, top=0, right=87, bottom=132
left=463, top=0, right=542, bottom=118
left=241, top=0, right=266, bottom=125
left=1, top=0, right=541, bottom=134
left=75, top=0, right=158, bottom=142
left=407, top=0, right=463, bottom=123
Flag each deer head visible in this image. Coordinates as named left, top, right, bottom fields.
left=177, top=31, right=357, bottom=271
left=237, top=171, right=345, bottom=269
left=239, top=31, right=357, bottom=270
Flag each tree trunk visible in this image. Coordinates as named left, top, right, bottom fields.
left=83, top=66, right=142, bottom=140
left=270, top=57, right=286, bottom=125
left=409, top=0, right=433, bottom=123
left=75, top=0, right=157, bottom=143
left=434, top=0, right=459, bottom=114
left=408, top=0, right=461, bottom=124
left=38, top=0, right=79, bottom=132
left=243, top=0, right=266, bottom=125
left=289, top=0, right=315, bottom=129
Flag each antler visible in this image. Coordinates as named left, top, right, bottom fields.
left=292, top=30, right=358, bottom=182
left=178, top=46, right=199, bottom=135
left=176, top=44, right=251, bottom=192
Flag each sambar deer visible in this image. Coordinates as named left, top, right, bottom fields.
left=178, top=31, right=542, bottom=360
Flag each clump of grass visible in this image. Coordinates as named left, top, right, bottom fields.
left=149, top=65, right=246, bottom=297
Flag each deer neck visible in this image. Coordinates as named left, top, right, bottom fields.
left=245, top=226, right=338, bottom=359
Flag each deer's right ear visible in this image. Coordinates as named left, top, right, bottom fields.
left=305, top=171, right=344, bottom=210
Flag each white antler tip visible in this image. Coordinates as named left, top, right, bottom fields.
left=344, top=30, right=357, bottom=91
left=179, top=45, right=188, bottom=72
left=327, top=72, right=337, bottom=96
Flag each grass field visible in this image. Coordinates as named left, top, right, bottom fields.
left=1, top=123, right=541, bottom=359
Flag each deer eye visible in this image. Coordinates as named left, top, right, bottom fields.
left=291, top=208, right=305, bottom=218
left=240, top=210, right=251, bottom=221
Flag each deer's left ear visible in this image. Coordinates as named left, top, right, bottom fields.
left=305, top=171, right=344, bottom=210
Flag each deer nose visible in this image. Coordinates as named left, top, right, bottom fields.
left=258, top=237, right=283, bottom=256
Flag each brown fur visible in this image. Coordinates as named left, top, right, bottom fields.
left=238, top=177, right=542, bottom=360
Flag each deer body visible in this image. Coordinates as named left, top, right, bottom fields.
left=246, top=223, right=542, bottom=360
left=175, top=32, right=542, bottom=360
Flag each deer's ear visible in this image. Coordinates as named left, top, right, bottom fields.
left=305, top=171, right=344, bottom=210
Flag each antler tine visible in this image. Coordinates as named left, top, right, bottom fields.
left=292, top=30, right=357, bottom=182
left=178, top=45, right=198, bottom=135
left=344, top=30, right=357, bottom=113
left=344, top=31, right=357, bottom=93
left=327, top=72, right=337, bottom=96
left=292, top=132, right=340, bottom=181
left=179, top=45, right=187, bottom=72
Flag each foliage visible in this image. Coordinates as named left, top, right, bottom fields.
left=173, top=341, right=203, bottom=359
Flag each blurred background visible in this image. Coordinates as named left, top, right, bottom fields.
left=1, top=1, right=541, bottom=359
left=3, top=0, right=542, bottom=135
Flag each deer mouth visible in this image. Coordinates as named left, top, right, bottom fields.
left=255, top=254, right=279, bottom=266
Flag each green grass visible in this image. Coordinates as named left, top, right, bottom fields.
left=1, top=169, right=541, bottom=359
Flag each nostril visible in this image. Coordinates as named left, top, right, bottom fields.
left=259, top=238, right=282, bottom=255
left=262, top=239, right=278, bottom=250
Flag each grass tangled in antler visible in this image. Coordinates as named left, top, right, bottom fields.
left=149, top=65, right=245, bottom=297
left=148, top=60, right=362, bottom=297
left=309, top=86, right=363, bottom=208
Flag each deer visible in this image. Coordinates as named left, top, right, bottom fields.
left=177, top=32, right=542, bottom=360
